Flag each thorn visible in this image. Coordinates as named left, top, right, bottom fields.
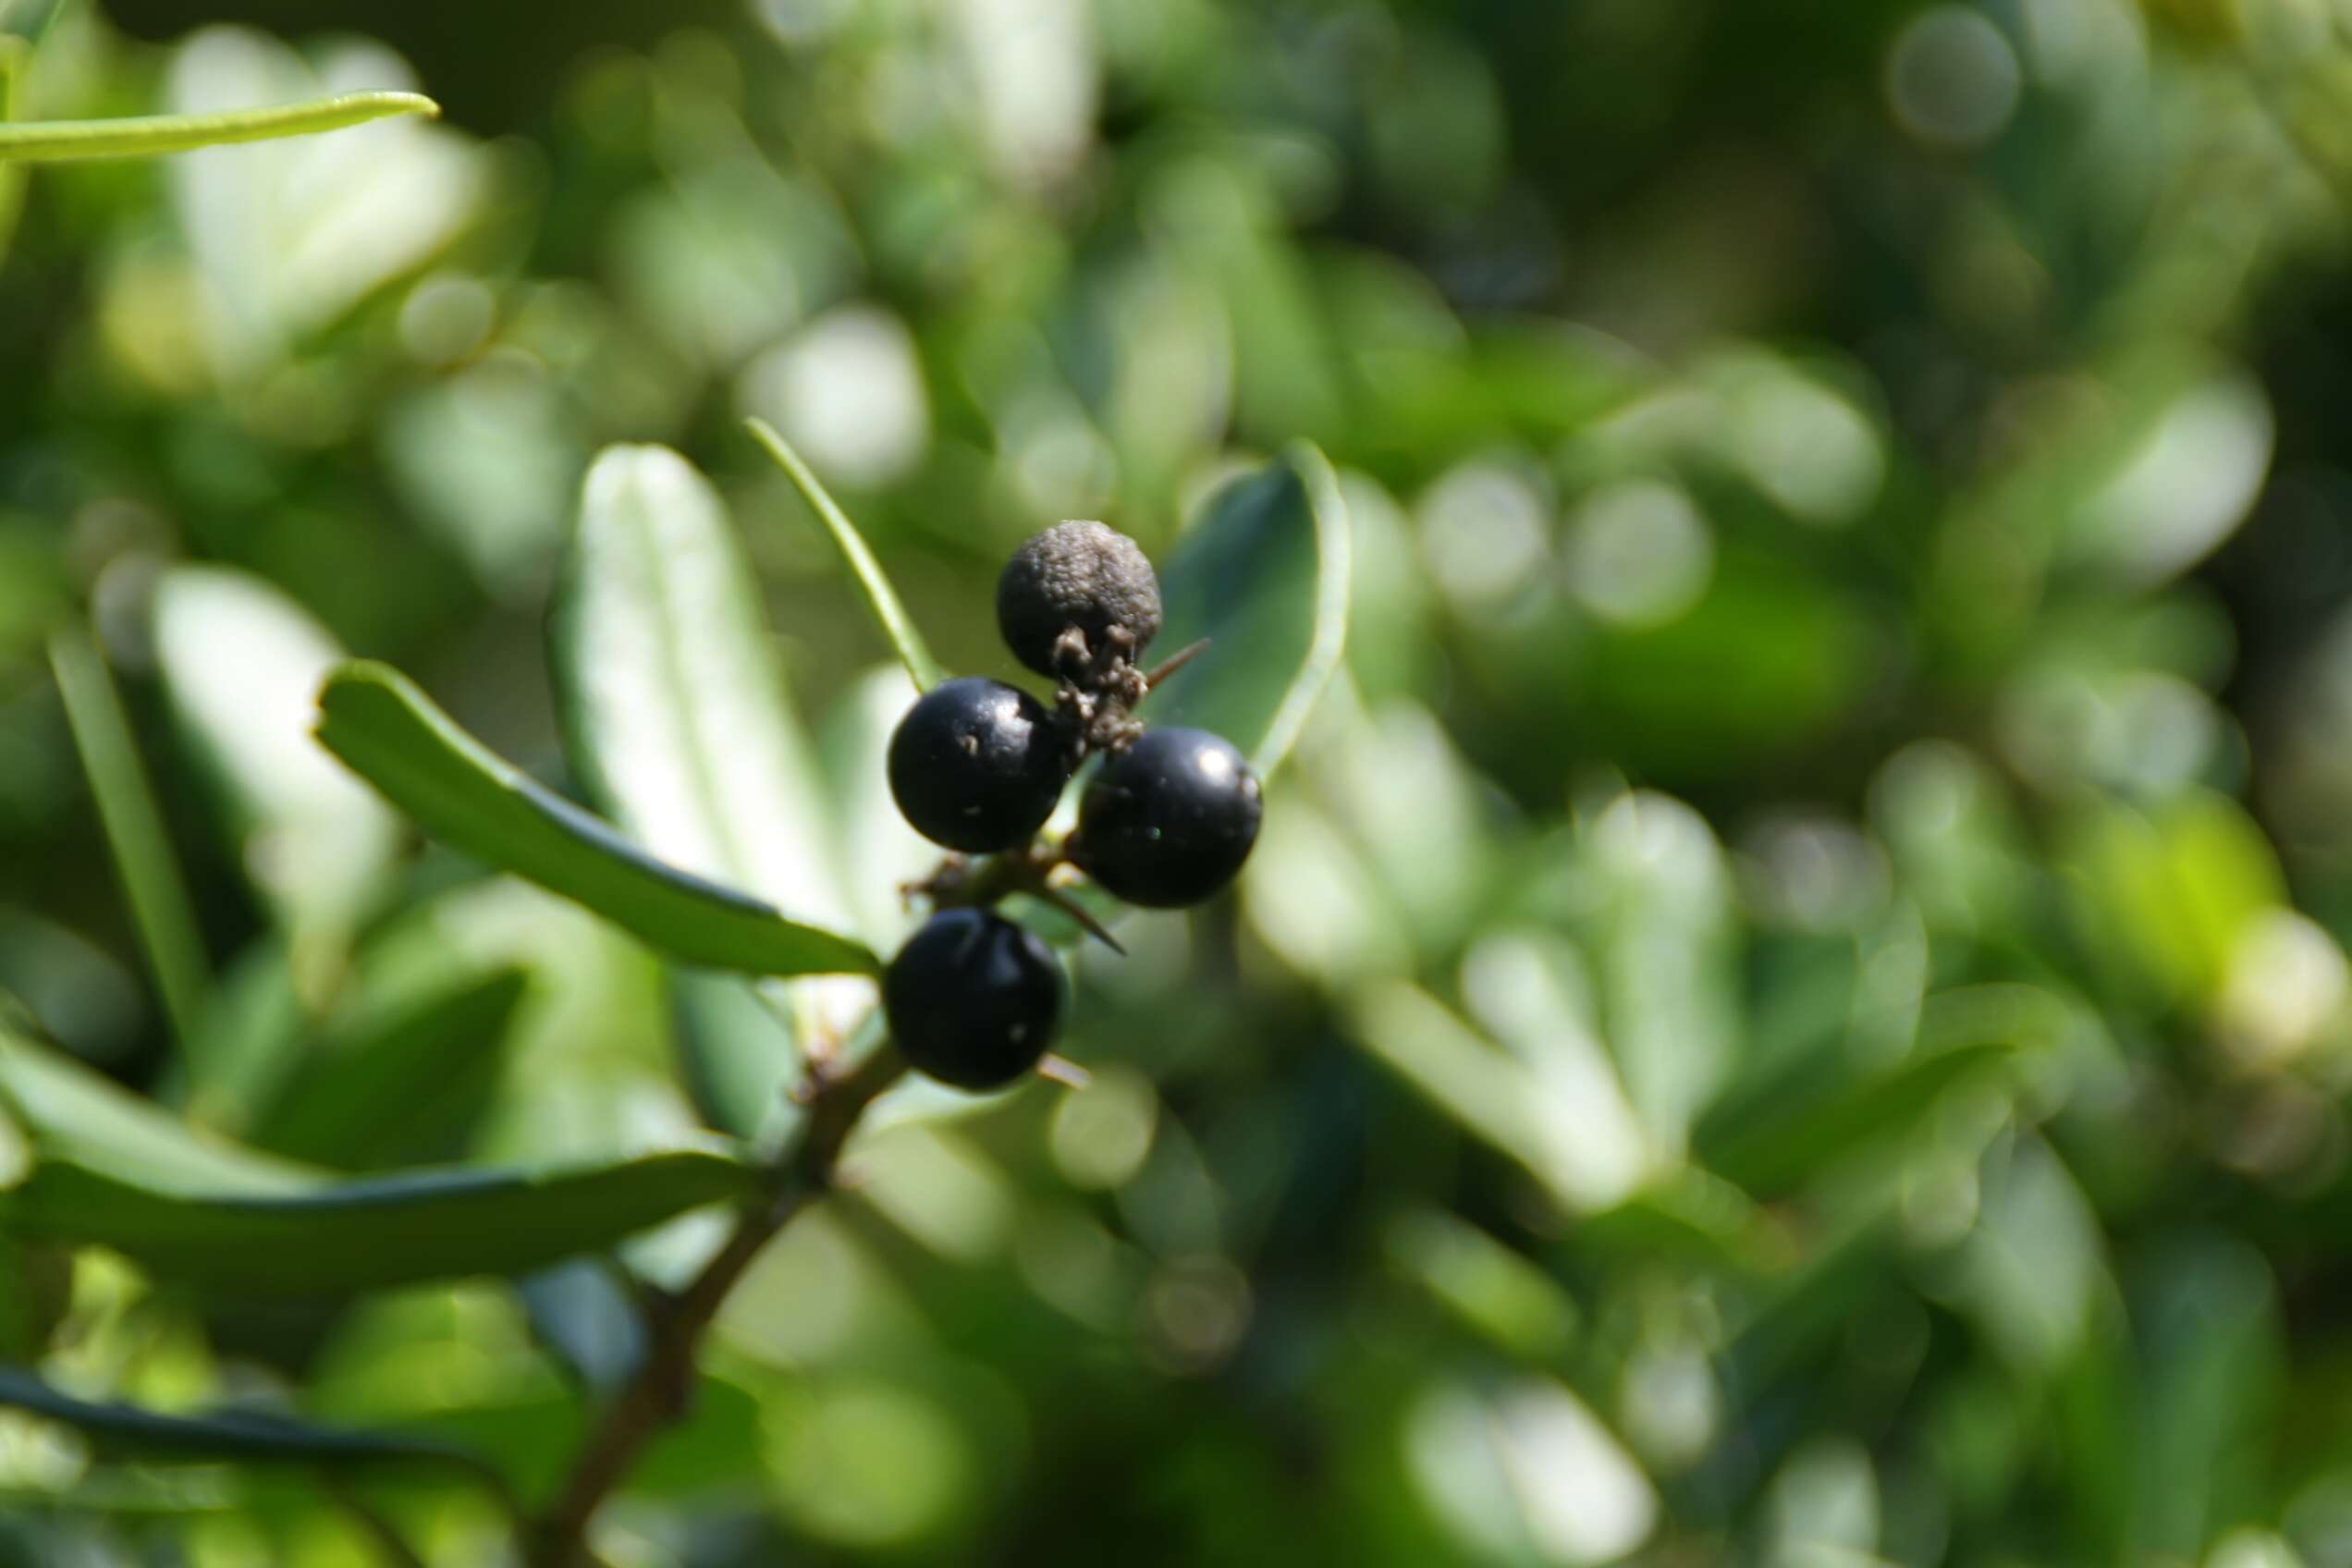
left=1038, top=885, right=1125, bottom=955
left=1035, top=1053, right=1093, bottom=1090
left=1141, top=638, right=1211, bottom=693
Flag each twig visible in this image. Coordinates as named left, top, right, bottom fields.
left=527, top=1042, right=908, bottom=1567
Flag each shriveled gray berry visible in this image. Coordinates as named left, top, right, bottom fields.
left=997, top=521, right=1163, bottom=680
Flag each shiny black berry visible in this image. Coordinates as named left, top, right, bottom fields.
left=888, top=678, right=1070, bottom=852
left=997, top=521, right=1163, bottom=679
left=1074, top=728, right=1262, bottom=909
left=883, top=908, right=1064, bottom=1090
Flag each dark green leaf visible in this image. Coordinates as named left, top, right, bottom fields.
left=518, top=1259, right=648, bottom=1398
left=0, top=1031, right=760, bottom=1294
left=668, top=968, right=807, bottom=1144
left=246, top=968, right=530, bottom=1170
left=314, top=662, right=878, bottom=979
left=0, top=1367, right=493, bottom=1479
left=1149, top=442, right=1351, bottom=778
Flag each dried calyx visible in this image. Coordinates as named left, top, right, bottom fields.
left=998, top=521, right=1163, bottom=753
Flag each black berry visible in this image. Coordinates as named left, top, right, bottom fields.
left=883, top=908, right=1064, bottom=1090
left=1074, top=728, right=1262, bottom=909
left=888, top=678, right=1070, bottom=852
left=998, top=521, right=1163, bottom=680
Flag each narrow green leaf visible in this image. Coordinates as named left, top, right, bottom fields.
left=1149, top=442, right=1352, bottom=778
left=550, top=445, right=868, bottom=1133
left=744, top=417, right=945, bottom=692
left=0, top=1030, right=761, bottom=1295
left=0, top=90, right=436, bottom=163
left=0, top=1367, right=492, bottom=1479
left=48, top=628, right=210, bottom=1055
left=246, top=968, right=530, bottom=1170
left=314, top=662, right=877, bottom=979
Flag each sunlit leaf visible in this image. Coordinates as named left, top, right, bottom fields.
left=0, top=90, right=435, bottom=162
left=315, top=661, right=878, bottom=979
left=153, top=566, right=399, bottom=986
left=550, top=444, right=869, bottom=1133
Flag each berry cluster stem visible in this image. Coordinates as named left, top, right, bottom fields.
left=527, top=1039, right=908, bottom=1568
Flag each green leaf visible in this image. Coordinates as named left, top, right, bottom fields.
left=245, top=968, right=530, bottom=1170
left=517, top=1259, right=648, bottom=1398
left=552, top=446, right=854, bottom=932
left=48, top=628, right=210, bottom=1056
left=314, top=662, right=878, bottom=980
left=1149, top=442, right=1352, bottom=778
left=0, top=1369, right=506, bottom=1510
left=744, top=417, right=944, bottom=692
left=0, top=1031, right=761, bottom=1295
left=550, top=444, right=868, bottom=1133
left=0, top=90, right=436, bottom=163
left=152, top=567, right=400, bottom=998
left=668, top=969, right=806, bottom=1145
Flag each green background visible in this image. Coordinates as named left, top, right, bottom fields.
left=7, top=0, right=2352, bottom=1562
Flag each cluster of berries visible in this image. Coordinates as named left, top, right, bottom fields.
left=879, top=522, right=1263, bottom=1091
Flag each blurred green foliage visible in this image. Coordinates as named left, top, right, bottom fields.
left=7, top=0, right=2352, bottom=1563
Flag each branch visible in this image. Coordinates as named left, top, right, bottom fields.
left=527, top=1042, right=907, bottom=1567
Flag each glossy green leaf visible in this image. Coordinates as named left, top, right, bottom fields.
left=550, top=444, right=868, bottom=1133
left=314, top=661, right=878, bottom=979
left=745, top=417, right=944, bottom=691
left=0, top=1368, right=494, bottom=1482
left=0, top=90, right=436, bottom=162
left=246, top=968, right=530, bottom=1170
left=0, top=1031, right=761, bottom=1294
left=1149, top=442, right=1352, bottom=778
